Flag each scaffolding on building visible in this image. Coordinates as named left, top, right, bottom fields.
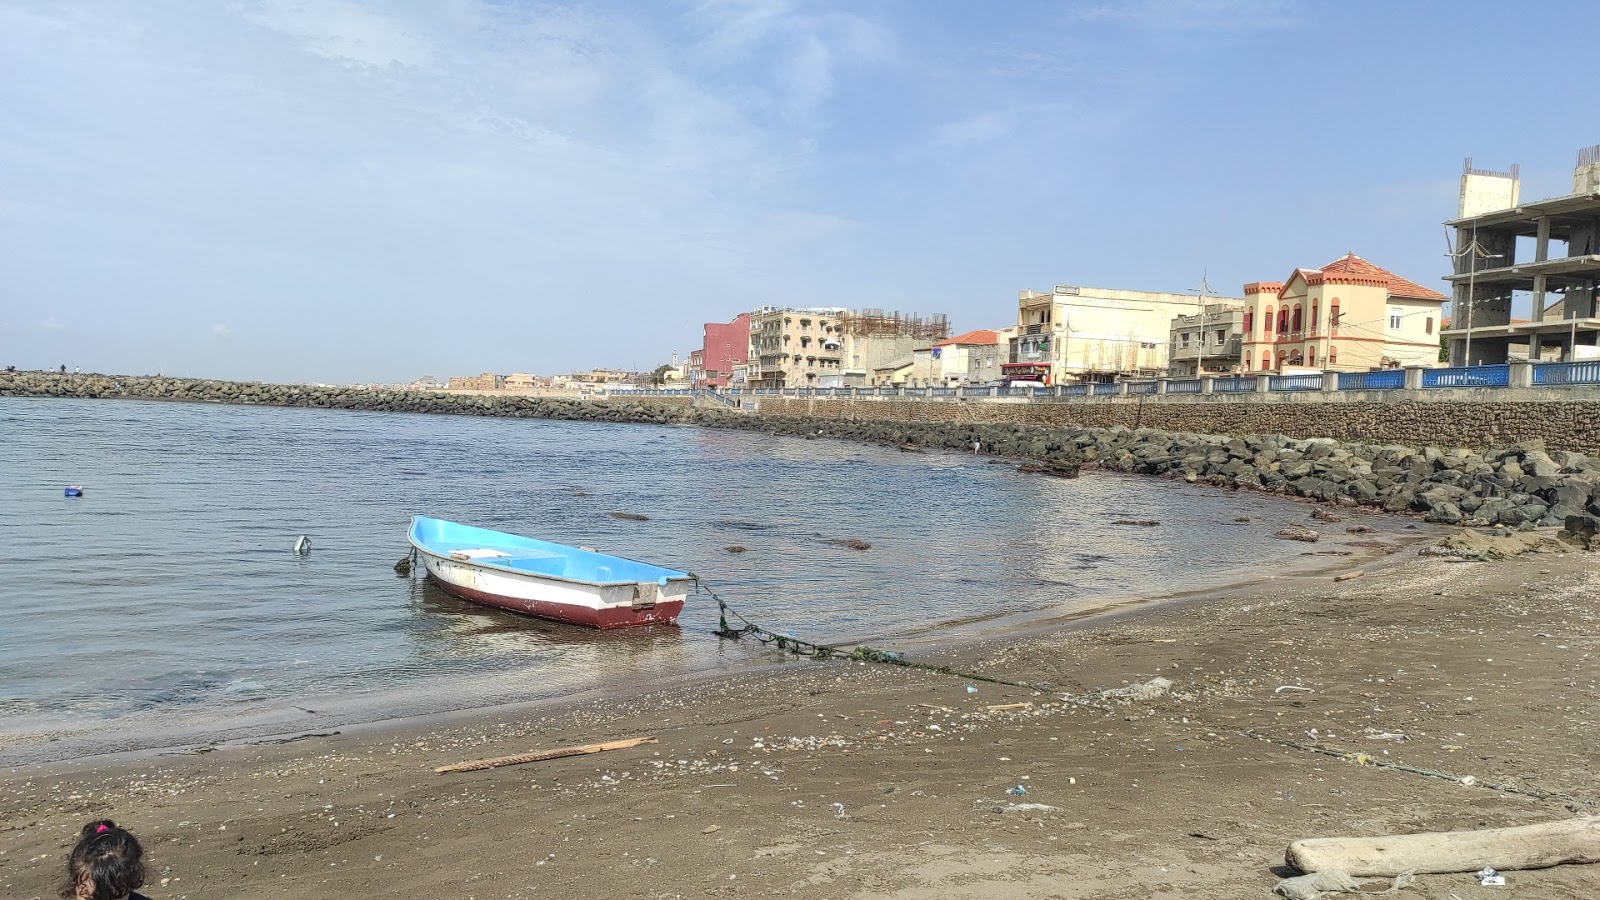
left=837, top=309, right=951, bottom=341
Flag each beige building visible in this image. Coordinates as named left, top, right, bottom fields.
left=747, top=307, right=846, bottom=389
left=1242, top=253, right=1445, bottom=373
left=503, top=373, right=541, bottom=391
left=447, top=372, right=504, bottom=391
left=1006, top=285, right=1241, bottom=384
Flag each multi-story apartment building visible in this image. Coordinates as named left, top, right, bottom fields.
left=747, top=308, right=950, bottom=389
left=1167, top=304, right=1246, bottom=376
left=1005, top=285, right=1239, bottom=385
left=1241, top=253, right=1445, bottom=372
left=747, top=307, right=846, bottom=389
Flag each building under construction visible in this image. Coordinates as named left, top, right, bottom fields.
left=1444, top=146, right=1600, bottom=365
left=744, top=307, right=951, bottom=389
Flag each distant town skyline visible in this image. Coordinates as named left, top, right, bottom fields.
left=1, top=0, right=1593, bottom=384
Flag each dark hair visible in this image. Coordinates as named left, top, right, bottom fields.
left=60, top=819, right=145, bottom=900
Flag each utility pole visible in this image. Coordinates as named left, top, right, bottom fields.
left=1189, top=272, right=1213, bottom=378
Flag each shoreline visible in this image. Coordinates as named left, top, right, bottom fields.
left=0, top=457, right=1424, bottom=773
left=3, top=543, right=1595, bottom=898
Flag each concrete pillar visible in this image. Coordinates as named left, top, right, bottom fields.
left=1508, top=359, right=1534, bottom=388
left=1255, top=373, right=1272, bottom=393
left=1155, top=378, right=1169, bottom=395
left=1322, top=369, right=1341, bottom=393
left=1200, top=376, right=1216, bottom=395
left=1529, top=333, right=1543, bottom=362
left=1117, top=381, right=1132, bottom=397
left=1404, top=366, right=1426, bottom=391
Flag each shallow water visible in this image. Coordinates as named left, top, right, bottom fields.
left=2, top=397, right=1332, bottom=763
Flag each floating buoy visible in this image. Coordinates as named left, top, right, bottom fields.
left=63, top=485, right=84, bottom=498
left=293, top=535, right=312, bottom=556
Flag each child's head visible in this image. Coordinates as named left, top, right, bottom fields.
left=59, top=820, right=145, bottom=900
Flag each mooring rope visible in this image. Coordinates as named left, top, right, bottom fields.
left=690, top=575, right=1039, bottom=689
left=688, top=576, right=1595, bottom=809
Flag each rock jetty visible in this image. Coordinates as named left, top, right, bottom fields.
left=6, top=370, right=1600, bottom=541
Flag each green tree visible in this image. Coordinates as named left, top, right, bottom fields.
left=651, top=364, right=675, bottom=386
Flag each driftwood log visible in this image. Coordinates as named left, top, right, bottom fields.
left=1287, top=816, right=1600, bottom=877
left=434, top=736, right=658, bottom=774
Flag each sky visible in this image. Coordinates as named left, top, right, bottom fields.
left=1, top=0, right=1594, bottom=384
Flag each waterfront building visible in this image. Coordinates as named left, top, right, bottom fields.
left=447, top=372, right=504, bottom=391
left=407, top=375, right=444, bottom=391
left=1442, top=148, right=1600, bottom=365
left=967, top=327, right=1014, bottom=384
left=928, top=329, right=1001, bottom=385
left=503, top=373, right=541, bottom=392
left=748, top=307, right=949, bottom=389
left=687, top=349, right=705, bottom=385
left=1167, top=304, right=1246, bottom=376
left=698, top=313, right=750, bottom=388
left=1006, top=285, right=1240, bottom=385
left=1242, top=253, right=1445, bottom=373
left=747, top=307, right=846, bottom=389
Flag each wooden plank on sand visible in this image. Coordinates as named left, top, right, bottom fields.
left=434, top=736, right=659, bottom=774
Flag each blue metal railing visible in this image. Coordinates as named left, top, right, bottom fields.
left=1060, top=384, right=1089, bottom=397
left=1422, top=365, right=1509, bottom=388
left=1166, top=379, right=1202, bottom=394
left=1269, top=374, right=1323, bottom=392
left=1213, top=376, right=1256, bottom=393
left=1126, top=381, right=1158, bottom=395
left=1533, top=361, right=1600, bottom=385
left=1091, top=383, right=1118, bottom=396
left=1336, top=370, right=1405, bottom=391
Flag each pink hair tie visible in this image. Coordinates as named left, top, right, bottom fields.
left=95, top=825, right=111, bottom=835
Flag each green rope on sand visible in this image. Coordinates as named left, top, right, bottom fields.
left=691, top=576, right=1037, bottom=689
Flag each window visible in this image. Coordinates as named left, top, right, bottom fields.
left=1216, top=329, right=1226, bottom=344
left=1291, top=305, right=1302, bottom=334
left=1308, top=347, right=1316, bottom=365
left=1329, top=346, right=1338, bottom=365
left=1330, top=300, right=1341, bottom=332
left=1426, top=317, right=1434, bottom=335
left=1180, top=331, right=1190, bottom=347
left=1263, top=306, right=1274, bottom=338
left=1261, top=352, right=1271, bottom=369
left=1278, top=308, right=1289, bottom=334
left=1388, top=308, right=1403, bottom=330
left=1310, top=301, right=1319, bottom=334
left=1243, top=309, right=1253, bottom=335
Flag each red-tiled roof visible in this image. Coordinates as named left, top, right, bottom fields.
left=934, top=329, right=1000, bottom=347
left=1315, top=252, right=1446, bottom=301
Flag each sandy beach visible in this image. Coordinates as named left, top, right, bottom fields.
left=4, top=532, right=1598, bottom=899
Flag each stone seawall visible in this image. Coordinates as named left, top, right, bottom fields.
left=749, top=396, right=1600, bottom=454
left=6, top=371, right=1600, bottom=541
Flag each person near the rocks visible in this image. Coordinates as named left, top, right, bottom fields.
left=60, top=819, right=151, bottom=900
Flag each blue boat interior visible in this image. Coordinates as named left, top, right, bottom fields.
left=409, top=516, right=687, bottom=586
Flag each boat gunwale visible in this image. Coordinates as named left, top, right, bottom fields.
left=407, top=517, right=692, bottom=589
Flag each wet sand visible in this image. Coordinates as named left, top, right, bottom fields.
left=4, top=539, right=1598, bottom=899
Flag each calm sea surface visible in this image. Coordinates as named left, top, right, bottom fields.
left=1, top=397, right=1342, bottom=764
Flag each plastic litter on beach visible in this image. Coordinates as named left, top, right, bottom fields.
left=1005, top=782, right=1027, bottom=796
left=1476, top=867, right=1506, bottom=886
left=965, top=684, right=978, bottom=693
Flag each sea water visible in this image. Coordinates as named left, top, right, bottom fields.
left=1, top=396, right=1341, bottom=763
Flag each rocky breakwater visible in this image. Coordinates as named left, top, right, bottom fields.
left=0, top=371, right=705, bottom=426
left=742, top=416, right=1600, bottom=543
left=7, top=372, right=1600, bottom=546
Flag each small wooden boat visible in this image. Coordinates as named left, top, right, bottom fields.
left=407, top=516, right=689, bottom=629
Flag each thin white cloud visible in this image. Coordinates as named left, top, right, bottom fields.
left=213, top=324, right=231, bottom=337
left=41, top=317, right=64, bottom=331
left=1076, top=0, right=1300, bottom=30
left=935, top=109, right=1017, bottom=149
left=242, top=0, right=435, bottom=69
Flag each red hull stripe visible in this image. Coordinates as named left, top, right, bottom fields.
left=427, top=574, right=684, bottom=629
